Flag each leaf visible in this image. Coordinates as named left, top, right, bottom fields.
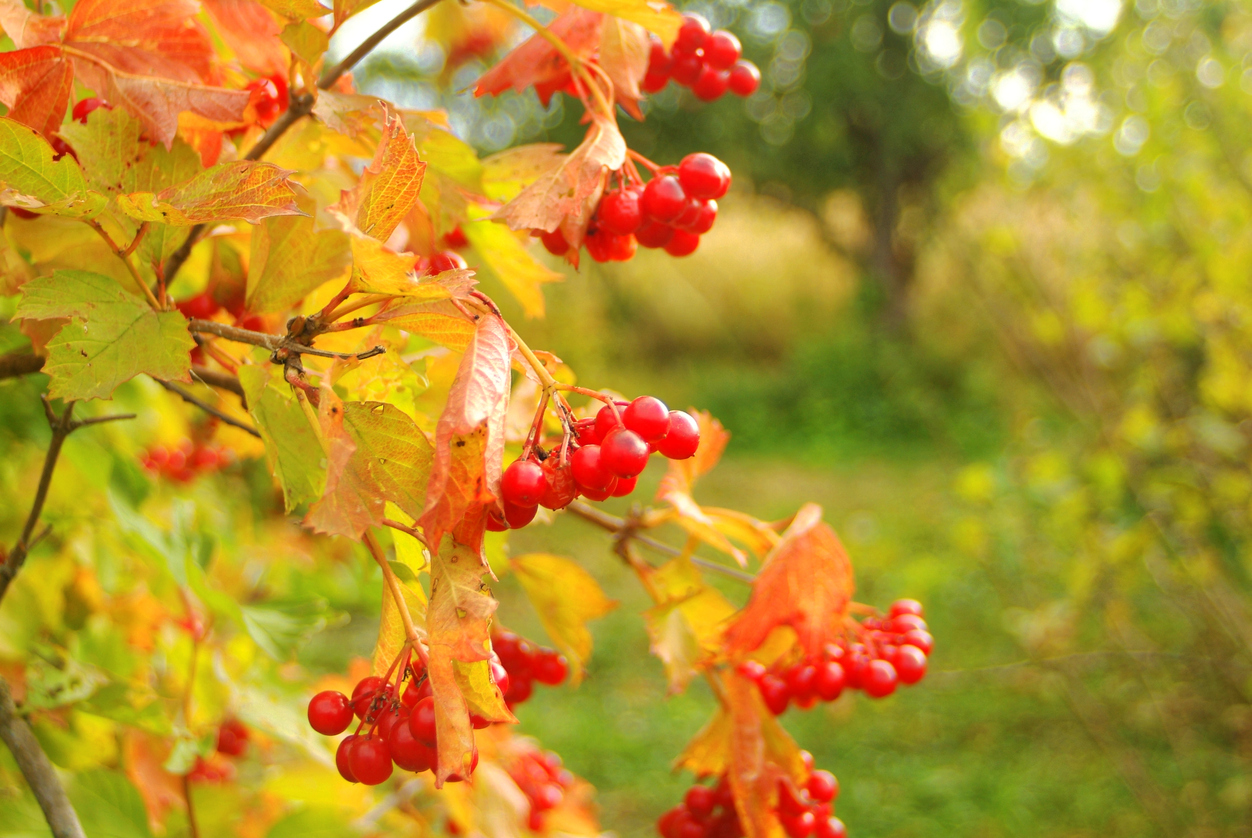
left=246, top=197, right=351, bottom=314
left=660, top=490, right=748, bottom=566
left=0, top=116, right=106, bottom=217
left=462, top=219, right=562, bottom=319
left=239, top=365, right=327, bottom=511
left=402, top=110, right=483, bottom=191
left=240, top=598, right=334, bottom=660
left=330, top=110, right=426, bottom=243
left=58, top=106, right=202, bottom=200
left=117, top=160, right=303, bottom=225
left=257, top=0, right=329, bottom=19
left=68, top=770, right=154, bottom=838
left=305, top=394, right=435, bottom=540
left=510, top=553, right=617, bottom=684
left=473, top=8, right=603, bottom=101
left=280, top=20, right=329, bottom=69
left=0, top=46, right=73, bottom=137
left=16, top=270, right=194, bottom=400
left=203, top=0, right=288, bottom=75
left=417, top=313, right=512, bottom=553
left=311, top=89, right=383, bottom=139
left=674, top=707, right=732, bottom=778
left=0, top=0, right=66, bottom=49
left=79, top=69, right=251, bottom=150
left=375, top=299, right=478, bottom=349
left=567, top=0, right=683, bottom=44
left=480, top=143, right=565, bottom=204
left=642, top=555, right=736, bottom=693
left=121, top=730, right=182, bottom=832
left=472, top=763, right=530, bottom=838
left=495, top=114, right=625, bottom=253
left=599, top=16, right=650, bottom=119
left=658, top=410, right=730, bottom=497
left=333, top=0, right=383, bottom=29
left=344, top=232, right=474, bottom=299
left=372, top=543, right=427, bottom=677
left=722, top=505, right=856, bottom=661
left=453, top=658, right=514, bottom=723
left=724, top=672, right=807, bottom=838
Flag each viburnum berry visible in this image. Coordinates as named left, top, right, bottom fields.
left=786, top=663, right=818, bottom=705
left=705, top=31, right=742, bottom=70
left=642, top=176, right=687, bottom=223
left=502, top=458, right=546, bottom=507
left=814, top=817, right=847, bottom=838
left=442, top=225, right=469, bottom=249
left=571, top=444, right=613, bottom=492
left=674, top=12, right=710, bottom=54
left=601, top=428, right=650, bottom=478
left=610, top=231, right=638, bottom=262
left=889, top=598, right=924, bottom=618
left=388, top=717, right=435, bottom=772
left=584, top=227, right=616, bottom=263
left=890, top=613, right=927, bottom=634
left=692, top=67, right=730, bottom=102
left=409, top=696, right=438, bottom=745
left=611, top=475, right=638, bottom=496
left=658, top=411, right=700, bottom=459
left=503, top=501, right=538, bottom=529
left=490, top=659, right=511, bottom=696
left=781, top=810, right=816, bottom=838
left=579, top=478, right=617, bottom=501
left=678, top=154, right=732, bottom=200
left=336, top=735, right=360, bottom=783
left=636, top=219, right=675, bottom=249
left=176, top=292, right=220, bottom=321
left=685, top=785, right=717, bottom=817
left=308, top=690, right=353, bottom=735
left=594, top=401, right=628, bottom=440
left=665, top=229, right=701, bottom=257
left=349, top=735, right=394, bottom=785
left=532, top=649, right=569, bottom=686
left=598, top=188, right=644, bottom=235
left=351, top=676, right=388, bottom=720
left=758, top=674, right=790, bottom=715
left=893, top=645, right=928, bottom=684
left=647, top=39, right=672, bottom=77
left=736, top=660, right=767, bottom=681
left=429, top=250, right=468, bottom=273
left=539, top=458, right=578, bottom=510
left=216, top=718, right=248, bottom=757
left=862, top=659, right=898, bottom=698
left=814, top=660, right=845, bottom=701
left=903, top=629, right=934, bottom=655
left=540, top=229, right=569, bottom=256
left=245, top=75, right=288, bottom=125
left=623, top=396, right=670, bottom=441
left=806, top=770, right=839, bottom=803
left=728, top=60, right=762, bottom=97
left=72, top=97, right=110, bottom=124
left=671, top=53, right=704, bottom=87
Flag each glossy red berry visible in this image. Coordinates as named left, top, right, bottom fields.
left=609, top=232, right=638, bottom=262
left=806, top=770, right=839, bottom=803
left=216, top=718, right=248, bottom=757
left=814, top=660, right=846, bottom=701
left=502, top=459, right=546, bottom=507
left=350, top=736, right=394, bottom=785
left=647, top=39, right=672, bottom=75
left=893, top=644, right=928, bottom=684
left=506, top=674, right=534, bottom=704
left=728, top=60, right=761, bottom=97
left=903, top=629, right=934, bottom=655
left=889, top=598, right=924, bottom=618
left=814, top=817, right=847, bottom=838
left=351, top=676, right=387, bottom=719
left=409, top=696, right=438, bottom=745
left=736, top=660, right=767, bottom=681
left=487, top=512, right=509, bottom=532
left=636, top=219, right=675, bottom=248
left=541, top=229, right=569, bottom=256
left=642, top=71, right=670, bottom=93
left=374, top=705, right=405, bottom=741
left=658, top=411, right=700, bottom=459
left=758, top=674, right=790, bottom=715
left=176, top=292, right=220, bottom=321
left=601, top=428, right=650, bottom=478
left=504, top=501, right=538, bottom=529
left=785, top=663, right=817, bottom=704
left=781, top=811, right=816, bottom=838
left=671, top=54, right=704, bottom=86
left=336, top=735, right=360, bottom=782
left=609, top=475, right=637, bottom=497
left=429, top=250, right=468, bottom=273
left=594, top=402, right=627, bottom=440
left=579, top=477, right=617, bottom=501
left=585, top=228, right=617, bottom=263
left=674, top=13, right=710, bottom=54
left=623, top=396, right=670, bottom=442
left=309, top=690, right=353, bottom=735
left=863, top=659, right=899, bottom=698
left=692, top=67, right=730, bottom=101
left=532, top=650, right=568, bottom=685
left=540, top=459, right=578, bottom=510
left=490, top=659, right=511, bottom=696
left=442, top=226, right=468, bottom=249
left=72, top=97, right=110, bottom=123
left=685, top=785, right=717, bottom=817
left=664, top=229, right=700, bottom=257
left=388, top=717, right=435, bottom=772
left=571, top=445, right=613, bottom=492
left=599, top=188, right=643, bottom=235
left=678, top=154, right=732, bottom=200
left=705, top=31, right=742, bottom=70
left=641, top=176, right=687, bottom=223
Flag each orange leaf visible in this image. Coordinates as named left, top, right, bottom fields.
left=0, top=46, right=73, bottom=137
left=203, top=0, right=288, bottom=75
left=375, top=298, right=478, bottom=349
left=330, top=110, right=427, bottom=243
left=599, top=16, right=650, bottom=120
left=0, top=0, right=66, bottom=49
left=725, top=672, right=807, bottom=838
left=473, top=7, right=602, bottom=101
left=117, top=160, right=302, bottom=225
left=723, top=505, right=855, bottom=660
left=65, top=0, right=214, bottom=82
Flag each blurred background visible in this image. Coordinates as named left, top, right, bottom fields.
left=336, top=0, right=1252, bottom=835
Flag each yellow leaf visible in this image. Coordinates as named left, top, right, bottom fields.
left=644, top=587, right=736, bottom=694
left=674, top=707, right=732, bottom=778
left=330, top=111, right=426, bottom=243
left=463, top=218, right=562, bottom=319
left=117, top=161, right=303, bottom=225
left=510, top=553, right=618, bottom=684
left=660, top=491, right=748, bottom=566
left=372, top=570, right=428, bottom=677
left=565, top=0, right=682, bottom=45
left=453, top=658, right=515, bottom=723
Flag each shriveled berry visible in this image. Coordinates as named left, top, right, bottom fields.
left=664, top=229, right=700, bottom=257
left=863, top=659, right=898, bottom=698
left=408, top=696, right=438, bottom=745
left=388, top=718, right=435, bottom=772
left=641, top=176, right=687, bottom=223
left=636, top=219, right=675, bottom=248
left=539, top=458, right=578, bottom=510
left=814, top=660, right=846, bottom=701
left=571, top=445, right=613, bottom=492
left=601, top=428, right=650, bottom=478
left=623, top=396, right=670, bottom=442
left=705, top=30, right=742, bottom=69
left=674, top=12, right=710, bottom=54
left=728, top=60, right=761, bottom=97
left=806, top=770, right=839, bottom=803
left=502, top=459, right=546, bottom=507
left=540, top=229, right=569, bottom=256
left=309, top=691, right=353, bottom=737
left=610, top=475, right=638, bottom=497
left=692, top=67, right=730, bottom=101
left=350, top=736, right=394, bottom=785
left=599, top=188, right=643, bottom=235
left=678, top=153, right=732, bottom=200
left=658, top=411, right=700, bottom=459
left=336, top=735, right=360, bottom=782
left=532, top=650, right=568, bottom=685
left=893, top=644, right=928, bottom=684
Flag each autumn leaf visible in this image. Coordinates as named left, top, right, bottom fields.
left=246, top=193, right=351, bottom=314
left=0, top=0, right=67, bottom=49
left=724, top=672, right=806, bottom=838
left=453, top=658, right=514, bottom=724
left=567, top=0, right=683, bottom=44
left=462, top=219, right=562, bottom=319
left=333, top=0, right=383, bottom=30
left=117, top=161, right=303, bottom=225
left=372, top=564, right=427, bottom=677
left=599, top=16, right=650, bottom=119
left=374, top=299, right=478, bottom=349
left=203, top=0, right=288, bottom=76
left=658, top=410, right=730, bottom=497
left=311, top=89, right=384, bottom=138
left=722, top=504, right=856, bottom=660
left=0, top=117, right=106, bottom=217
left=0, top=46, right=73, bottom=137
left=511, top=553, right=618, bottom=684
left=402, top=110, right=484, bottom=192
left=473, top=7, right=603, bottom=102
left=674, top=707, right=732, bottom=777
left=280, top=20, right=329, bottom=72
left=331, top=111, right=426, bottom=243
left=16, top=270, right=194, bottom=401
left=495, top=113, right=626, bottom=253
left=643, top=554, right=736, bottom=693
left=345, top=233, right=475, bottom=299
left=480, top=143, right=565, bottom=204
left=239, top=365, right=327, bottom=511
left=258, top=0, right=329, bottom=19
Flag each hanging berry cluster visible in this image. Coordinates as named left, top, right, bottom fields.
left=738, top=600, right=934, bottom=715
left=492, top=395, right=701, bottom=531
left=507, top=748, right=577, bottom=831
left=658, top=757, right=845, bottom=838
left=492, top=630, right=569, bottom=707
left=643, top=14, right=761, bottom=100
left=140, top=439, right=234, bottom=483
left=539, top=153, right=731, bottom=263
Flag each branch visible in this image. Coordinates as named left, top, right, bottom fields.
left=0, top=351, right=45, bottom=381
left=186, top=319, right=384, bottom=361
left=160, top=0, right=447, bottom=283
left=154, top=379, right=261, bottom=438
left=0, top=678, right=86, bottom=838
left=190, top=365, right=246, bottom=402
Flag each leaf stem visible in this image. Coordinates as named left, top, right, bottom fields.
left=84, top=219, right=162, bottom=310
left=364, top=530, right=429, bottom=665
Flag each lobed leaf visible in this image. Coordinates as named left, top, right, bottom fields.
left=0, top=116, right=106, bottom=217
left=511, top=553, right=618, bottom=685
left=599, top=16, right=651, bottom=119
left=203, top=0, right=288, bottom=75
left=372, top=564, right=427, bottom=677
left=473, top=8, right=602, bottom=101
left=331, top=110, right=426, bottom=243
left=0, top=46, right=73, bottom=138
left=240, top=364, right=328, bottom=511
left=117, top=160, right=303, bottom=225
left=567, top=0, right=683, bottom=44
left=724, top=673, right=807, bottom=838
left=375, top=299, right=478, bottom=350
left=247, top=196, right=351, bottom=314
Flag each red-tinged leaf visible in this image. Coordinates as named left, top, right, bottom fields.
left=660, top=490, right=748, bottom=566
left=117, top=160, right=302, bottom=225
left=0, top=46, right=73, bottom=137
left=65, top=0, right=214, bottom=83
left=725, top=672, right=807, bottom=838
left=374, top=298, right=478, bottom=349
left=658, top=410, right=730, bottom=497
left=330, top=110, right=427, bottom=243
left=332, top=0, right=383, bottom=30
left=474, top=7, right=602, bottom=100
left=674, top=707, right=732, bottom=777
left=203, top=0, right=288, bottom=75
left=723, top=504, right=856, bottom=660
left=599, top=16, right=650, bottom=120
left=565, top=0, right=683, bottom=45
left=311, top=89, right=384, bottom=138
left=418, top=313, right=512, bottom=553
left=495, top=113, right=625, bottom=253
left=0, top=0, right=65, bottom=48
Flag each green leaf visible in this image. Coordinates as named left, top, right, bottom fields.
left=0, top=792, right=53, bottom=838
left=246, top=197, right=350, bottom=314
left=58, top=108, right=202, bottom=201
left=239, top=365, right=327, bottom=511
left=280, top=21, right=329, bottom=66
left=463, top=218, right=562, bottom=319
left=16, top=270, right=194, bottom=400
left=0, top=117, right=107, bottom=218
left=402, top=111, right=484, bottom=192
left=258, top=0, right=330, bottom=18
left=240, top=598, right=334, bottom=660
left=117, top=161, right=304, bottom=226
left=68, top=770, right=153, bottom=838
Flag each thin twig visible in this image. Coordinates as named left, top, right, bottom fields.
left=84, top=219, right=161, bottom=310
left=190, top=366, right=246, bottom=402
left=320, top=0, right=445, bottom=90
left=364, top=531, right=428, bottom=665
left=155, top=379, right=261, bottom=438
left=0, top=678, right=86, bottom=838
left=186, top=319, right=384, bottom=360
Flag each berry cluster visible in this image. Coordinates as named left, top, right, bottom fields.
left=244, top=74, right=289, bottom=127
left=492, top=630, right=568, bottom=707
left=658, top=757, right=845, bottom=838
left=643, top=14, right=761, bottom=100
left=507, top=748, right=576, bottom=831
left=739, top=600, right=934, bottom=714
left=175, top=290, right=268, bottom=334
left=490, top=396, right=700, bottom=530
left=539, top=153, right=730, bottom=263
left=140, top=439, right=234, bottom=483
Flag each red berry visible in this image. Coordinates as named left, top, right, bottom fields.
left=642, top=71, right=671, bottom=93
left=532, top=650, right=568, bottom=685
left=609, top=232, right=638, bottom=262
left=350, top=735, right=394, bottom=785
left=675, top=198, right=718, bottom=234
left=571, top=445, right=613, bottom=492
left=246, top=78, right=283, bottom=124
left=778, top=780, right=807, bottom=816
left=309, top=690, right=353, bottom=735
left=594, top=402, right=627, bottom=440
left=502, top=459, right=546, bottom=507
left=487, top=512, right=509, bottom=532
left=490, top=660, right=511, bottom=696
left=728, top=61, right=761, bottom=97
left=216, top=718, right=248, bottom=757
left=758, top=674, right=789, bottom=715
left=903, top=629, right=933, bottom=655
left=49, top=136, right=76, bottom=162
left=814, top=817, right=846, bottom=838
left=814, top=660, right=845, bottom=702
left=336, top=735, right=360, bottom=783
left=408, top=696, right=438, bottom=745
left=504, top=501, right=537, bottom=528
left=601, top=428, right=650, bottom=478
left=641, top=176, right=687, bottom=223
left=781, top=811, right=815, bottom=838
left=442, top=226, right=468, bottom=249
left=572, top=417, right=601, bottom=445
left=685, top=785, right=717, bottom=817
left=677, top=814, right=707, bottom=838
left=539, top=459, right=578, bottom=510
left=534, top=782, right=564, bottom=810
left=674, top=13, right=710, bottom=54
left=692, top=67, right=730, bottom=101
left=678, top=153, right=732, bottom=200
left=599, top=188, right=643, bottom=235
left=799, top=750, right=815, bottom=772
left=585, top=227, right=617, bottom=263
left=658, top=411, right=700, bottom=459
left=664, top=229, right=700, bottom=257
left=658, top=808, right=684, bottom=838
left=506, top=673, right=534, bottom=704
left=737, top=660, right=767, bottom=682
left=806, top=770, right=838, bottom=803
left=610, top=475, right=638, bottom=497
left=785, top=663, right=817, bottom=704
left=176, top=292, right=220, bottom=321
left=671, top=54, right=704, bottom=86
left=351, top=676, right=388, bottom=720
left=72, top=97, right=110, bottom=123
left=647, top=39, right=673, bottom=75
left=636, top=219, right=675, bottom=248
left=623, top=396, right=670, bottom=442
left=863, top=659, right=898, bottom=698
left=889, top=614, right=927, bottom=634
left=889, top=598, right=924, bottom=618
left=893, top=645, right=928, bottom=684
left=429, top=250, right=468, bottom=273
left=705, top=31, right=742, bottom=70
left=540, top=229, right=569, bottom=256
left=374, top=705, right=406, bottom=741
left=388, top=717, right=435, bottom=772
